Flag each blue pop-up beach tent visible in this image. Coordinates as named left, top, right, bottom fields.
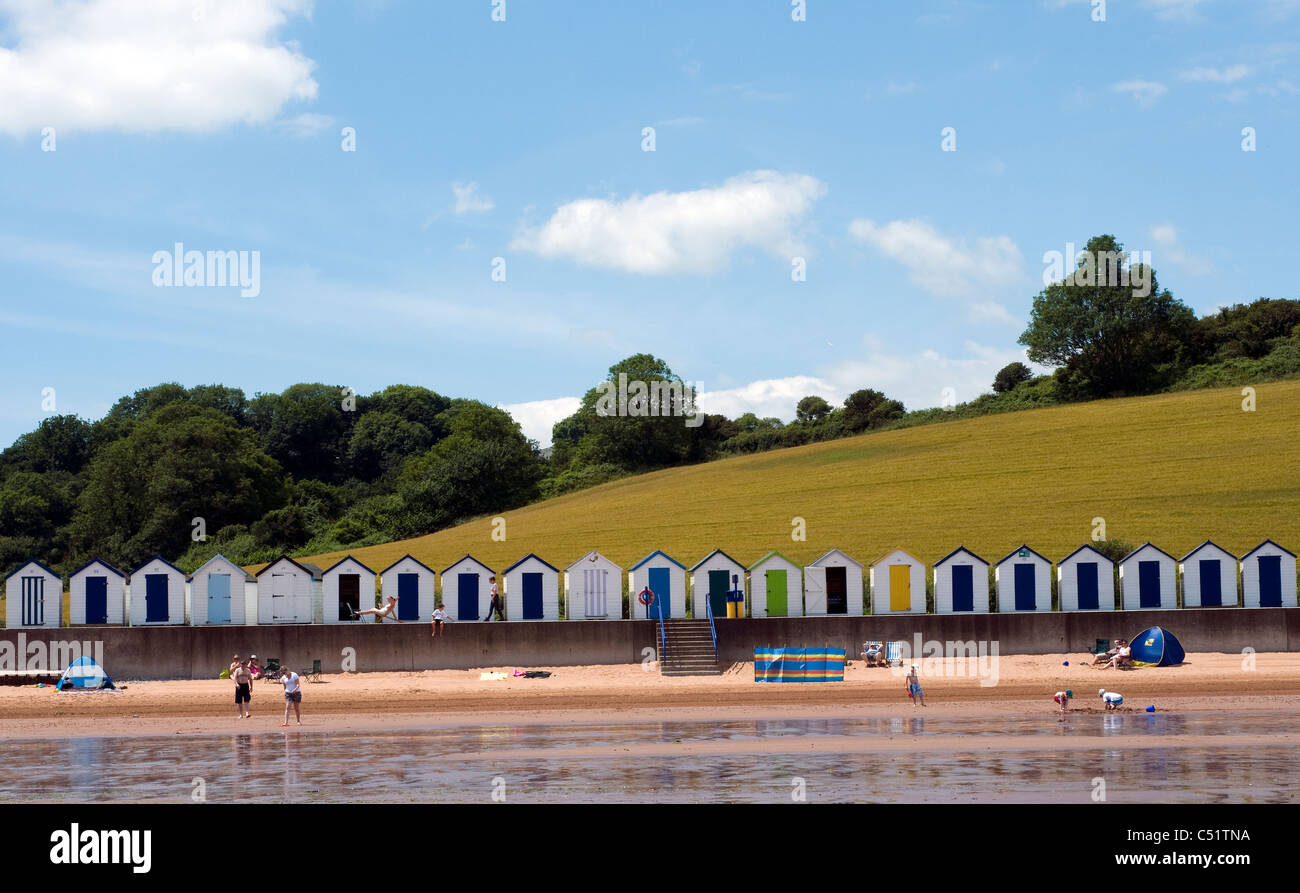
left=1128, top=626, right=1185, bottom=667
left=54, top=656, right=116, bottom=691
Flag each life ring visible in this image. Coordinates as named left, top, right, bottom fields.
left=637, top=587, right=656, bottom=607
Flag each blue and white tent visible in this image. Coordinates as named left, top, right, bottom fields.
left=55, top=655, right=116, bottom=691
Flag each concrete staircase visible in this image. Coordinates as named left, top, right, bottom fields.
left=658, top=618, right=721, bottom=676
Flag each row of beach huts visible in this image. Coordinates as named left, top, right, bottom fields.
left=3, top=540, right=1297, bottom=629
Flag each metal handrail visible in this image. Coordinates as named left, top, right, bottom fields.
left=706, top=595, right=718, bottom=661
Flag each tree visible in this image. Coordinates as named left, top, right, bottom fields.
left=0, top=415, right=94, bottom=476
left=248, top=383, right=355, bottom=483
left=842, top=389, right=905, bottom=432
left=796, top=396, right=832, bottom=422
left=1020, top=235, right=1195, bottom=398
left=346, top=412, right=434, bottom=481
left=992, top=362, right=1032, bottom=393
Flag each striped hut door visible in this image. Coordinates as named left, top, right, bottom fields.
left=22, top=576, right=44, bottom=626
left=584, top=568, right=607, bottom=618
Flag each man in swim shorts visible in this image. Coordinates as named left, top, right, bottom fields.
left=907, top=664, right=926, bottom=707
left=233, top=659, right=253, bottom=719
left=280, top=666, right=303, bottom=725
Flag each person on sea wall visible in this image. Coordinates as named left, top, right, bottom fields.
left=431, top=602, right=449, bottom=638
left=486, top=577, right=503, bottom=621
left=352, top=593, right=402, bottom=622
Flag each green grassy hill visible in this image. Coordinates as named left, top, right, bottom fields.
left=295, top=381, right=1300, bottom=578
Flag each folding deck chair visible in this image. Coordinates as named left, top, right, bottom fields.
left=884, top=641, right=904, bottom=668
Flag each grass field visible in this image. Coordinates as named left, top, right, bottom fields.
left=293, top=381, right=1300, bottom=579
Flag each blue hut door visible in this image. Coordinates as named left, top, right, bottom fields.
left=522, top=572, right=544, bottom=620
left=647, top=566, right=670, bottom=620
left=951, top=564, right=974, bottom=612
left=1138, top=561, right=1161, bottom=608
left=22, top=576, right=44, bottom=626
left=1014, top=564, right=1035, bottom=611
left=208, top=574, right=231, bottom=624
left=1258, top=555, right=1282, bottom=607
left=1199, top=560, right=1222, bottom=607
left=86, top=576, right=109, bottom=624
left=145, top=574, right=169, bottom=622
left=1076, top=562, right=1099, bottom=610
left=584, top=569, right=607, bottom=618
left=457, top=573, right=479, bottom=620
left=397, top=573, right=419, bottom=620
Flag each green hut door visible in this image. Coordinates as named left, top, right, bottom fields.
left=708, top=570, right=729, bottom=618
left=765, top=569, right=788, bottom=617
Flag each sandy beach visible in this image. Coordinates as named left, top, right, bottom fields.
left=2, top=651, right=1297, bottom=741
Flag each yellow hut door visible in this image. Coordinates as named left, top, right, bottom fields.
left=889, top=564, right=911, bottom=612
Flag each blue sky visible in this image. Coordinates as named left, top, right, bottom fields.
left=1, top=0, right=1297, bottom=447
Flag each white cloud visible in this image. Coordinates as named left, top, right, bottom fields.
left=0, top=0, right=319, bottom=137
left=1149, top=224, right=1212, bottom=275
left=967, top=301, right=1021, bottom=326
left=1112, top=79, right=1168, bottom=105
left=847, top=218, right=1024, bottom=297
left=1143, top=0, right=1209, bottom=21
left=281, top=112, right=334, bottom=137
left=452, top=181, right=495, bottom=214
left=1180, top=64, right=1251, bottom=83
left=498, top=397, right=582, bottom=447
left=511, top=170, right=825, bottom=275
left=697, top=376, right=839, bottom=421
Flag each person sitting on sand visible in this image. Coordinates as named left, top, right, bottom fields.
left=229, top=654, right=241, bottom=676
left=248, top=655, right=263, bottom=679
left=1092, top=639, right=1122, bottom=665
left=1053, top=689, right=1073, bottom=713
left=1105, top=642, right=1132, bottom=670
left=906, top=664, right=926, bottom=707
left=862, top=641, right=883, bottom=667
left=1099, top=688, right=1123, bottom=710
left=352, top=594, right=402, bottom=622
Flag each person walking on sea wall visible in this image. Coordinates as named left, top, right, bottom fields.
left=486, top=576, right=503, bottom=621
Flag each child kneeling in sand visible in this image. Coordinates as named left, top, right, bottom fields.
left=1053, top=689, right=1073, bottom=713
left=1099, top=688, right=1123, bottom=710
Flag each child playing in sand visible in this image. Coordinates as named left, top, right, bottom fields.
left=906, top=665, right=926, bottom=707
left=1099, top=688, right=1123, bottom=710
left=1053, top=689, right=1073, bottom=713
left=431, top=602, right=449, bottom=637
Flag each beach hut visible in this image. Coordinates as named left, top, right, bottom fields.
left=69, top=559, right=127, bottom=626
left=628, top=550, right=687, bottom=620
left=689, top=549, right=747, bottom=619
left=4, top=559, right=62, bottom=628
left=1118, top=543, right=1177, bottom=611
left=128, top=556, right=188, bottom=625
left=440, top=554, right=494, bottom=622
left=503, top=553, right=561, bottom=621
left=869, top=549, right=926, bottom=615
left=189, top=555, right=252, bottom=625
left=379, top=554, right=437, bottom=621
left=1240, top=540, right=1298, bottom=608
left=1057, top=544, right=1116, bottom=612
left=255, top=556, right=322, bottom=624
left=1179, top=541, right=1238, bottom=608
left=804, top=549, right=864, bottom=616
left=995, top=545, right=1052, bottom=613
left=748, top=551, right=803, bottom=618
left=933, top=547, right=990, bottom=614
left=323, top=556, right=377, bottom=623
left=564, top=550, right=623, bottom=620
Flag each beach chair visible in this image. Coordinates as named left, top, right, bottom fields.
left=862, top=641, right=885, bottom=666
left=884, top=641, right=903, bottom=668
left=261, top=658, right=282, bottom=683
left=306, top=659, right=323, bottom=684
left=1093, top=638, right=1111, bottom=656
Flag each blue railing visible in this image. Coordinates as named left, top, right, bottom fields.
left=705, top=596, right=718, bottom=661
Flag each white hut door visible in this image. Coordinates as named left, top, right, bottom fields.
left=804, top=567, right=826, bottom=615
left=271, top=572, right=291, bottom=621
left=584, top=568, right=607, bottom=618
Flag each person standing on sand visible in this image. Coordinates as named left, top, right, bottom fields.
left=233, top=660, right=253, bottom=719
left=486, top=577, right=502, bottom=621
left=1053, top=689, right=1073, bottom=713
left=907, top=664, right=926, bottom=707
left=431, top=602, right=449, bottom=637
left=280, top=666, right=303, bottom=725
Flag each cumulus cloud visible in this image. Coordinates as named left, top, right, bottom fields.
left=847, top=218, right=1024, bottom=296
left=1149, top=224, right=1212, bottom=275
left=0, top=0, right=319, bottom=137
left=1112, top=79, right=1168, bottom=105
left=696, top=376, right=840, bottom=421
left=511, top=170, right=826, bottom=275
left=498, top=396, right=582, bottom=447
left=452, top=181, right=495, bottom=214
left=1180, top=64, right=1251, bottom=83
left=281, top=112, right=334, bottom=137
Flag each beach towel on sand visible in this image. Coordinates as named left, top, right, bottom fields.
left=479, top=671, right=508, bottom=681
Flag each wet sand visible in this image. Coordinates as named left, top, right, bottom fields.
left=2, top=651, right=1297, bottom=741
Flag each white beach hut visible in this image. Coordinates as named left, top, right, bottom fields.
left=189, top=554, right=252, bottom=625
left=747, top=551, right=803, bottom=618
left=1240, top=539, right=1298, bottom=608
left=440, top=554, right=494, bottom=622
left=804, top=549, right=864, bottom=616
left=1118, top=543, right=1178, bottom=611
left=1179, top=541, right=1238, bottom=608
left=4, top=559, right=62, bottom=629
left=1057, top=544, right=1116, bottom=612
left=503, top=553, right=561, bottom=621
left=690, top=549, right=747, bottom=619
left=379, top=554, right=437, bottom=621
left=69, top=558, right=126, bottom=626
left=933, top=547, right=990, bottom=614
left=323, top=556, right=377, bottom=623
left=256, top=556, right=322, bottom=624
left=995, top=545, right=1052, bottom=613
left=128, top=556, right=188, bottom=625
left=564, top=550, right=623, bottom=620
left=628, top=550, right=687, bottom=620
left=869, top=548, right=927, bottom=615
